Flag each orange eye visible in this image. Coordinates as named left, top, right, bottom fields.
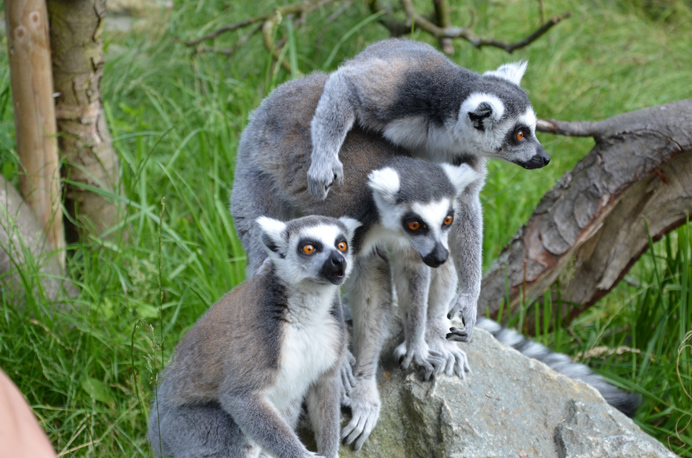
left=302, top=244, right=315, bottom=255
left=408, top=221, right=421, bottom=231
left=516, top=130, right=524, bottom=142
left=443, top=215, right=454, bottom=226
left=337, top=241, right=348, bottom=252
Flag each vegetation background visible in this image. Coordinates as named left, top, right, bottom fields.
left=0, top=0, right=691, bottom=455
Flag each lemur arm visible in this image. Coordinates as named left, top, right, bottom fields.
left=446, top=175, right=484, bottom=343
left=306, top=366, right=341, bottom=458
left=220, top=391, right=317, bottom=458
left=308, top=72, right=357, bottom=200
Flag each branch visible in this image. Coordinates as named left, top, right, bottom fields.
left=480, top=99, right=692, bottom=330
left=183, top=0, right=339, bottom=47
left=398, top=0, right=570, bottom=53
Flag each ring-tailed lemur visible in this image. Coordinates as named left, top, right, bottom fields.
left=307, top=38, right=550, bottom=350
left=475, top=317, right=641, bottom=417
left=231, top=72, right=480, bottom=450
left=148, top=215, right=360, bottom=458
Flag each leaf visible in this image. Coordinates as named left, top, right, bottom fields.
left=81, top=377, right=115, bottom=408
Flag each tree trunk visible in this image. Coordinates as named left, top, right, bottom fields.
left=479, top=99, right=692, bottom=328
left=4, top=0, right=65, bottom=265
left=0, top=176, right=74, bottom=306
left=47, top=0, right=125, bottom=241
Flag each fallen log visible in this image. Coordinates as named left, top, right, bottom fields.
left=479, top=99, right=692, bottom=327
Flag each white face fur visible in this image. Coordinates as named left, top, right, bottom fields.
left=257, top=216, right=360, bottom=286
left=367, top=165, right=479, bottom=267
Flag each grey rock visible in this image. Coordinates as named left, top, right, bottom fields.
left=330, top=327, right=676, bottom=458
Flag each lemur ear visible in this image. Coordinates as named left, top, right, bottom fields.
left=256, top=216, right=287, bottom=255
left=441, top=163, right=482, bottom=196
left=463, top=94, right=505, bottom=132
left=338, top=217, right=362, bottom=240
left=368, top=167, right=400, bottom=205
left=468, top=102, right=493, bottom=131
left=483, top=61, right=528, bottom=86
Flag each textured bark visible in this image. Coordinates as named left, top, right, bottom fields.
left=0, top=176, right=74, bottom=306
left=4, top=0, right=65, bottom=264
left=47, top=0, right=125, bottom=240
left=479, top=99, right=692, bottom=326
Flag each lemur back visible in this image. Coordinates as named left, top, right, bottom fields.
left=148, top=215, right=359, bottom=458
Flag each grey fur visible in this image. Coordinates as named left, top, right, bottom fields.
left=148, top=215, right=359, bottom=458
left=230, top=72, right=478, bottom=449
left=476, top=317, right=641, bottom=417
left=306, top=38, right=550, bottom=351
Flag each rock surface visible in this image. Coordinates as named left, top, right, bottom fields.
left=329, top=328, right=676, bottom=458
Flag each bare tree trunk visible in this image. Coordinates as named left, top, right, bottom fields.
left=479, top=99, right=692, bottom=328
left=47, top=0, right=125, bottom=241
left=0, top=176, right=74, bottom=306
left=4, top=0, right=65, bottom=265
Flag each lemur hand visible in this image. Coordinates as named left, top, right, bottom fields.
left=341, top=376, right=380, bottom=451
left=446, top=293, right=477, bottom=343
left=307, top=156, right=344, bottom=200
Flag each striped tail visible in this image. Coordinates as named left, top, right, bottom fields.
left=476, top=317, right=641, bottom=417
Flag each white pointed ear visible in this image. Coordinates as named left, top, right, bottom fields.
left=441, top=163, right=482, bottom=196
left=368, top=167, right=400, bottom=205
left=483, top=61, right=528, bottom=86
left=461, top=93, right=505, bottom=131
left=338, top=217, right=362, bottom=240
left=256, top=216, right=287, bottom=255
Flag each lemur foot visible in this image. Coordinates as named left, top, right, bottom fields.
left=307, top=157, right=344, bottom=200
left=393, top=341, right=446, bottom=381
left=341, top=376, right=380, bottom=451
left=428, top=338, right=471, bottom=379
left=340, top=351, right=357, bottom=405
left=446, top=294, right=477, bottom=342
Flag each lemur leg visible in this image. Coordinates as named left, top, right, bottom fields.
left=341, top=247, right=392, bottom=451
left=426, top=259, right=471, bottom=378
left=391, top=248, right=446, bottom=380
left=148, top=399, right=257, bottom=458
left=447, top=166, right=486, bottom=343
left=307, top=72, right=356, bottom=200
left=219, top=392, right=317, bottom=458
left=307, top=367, right=342, bottom=458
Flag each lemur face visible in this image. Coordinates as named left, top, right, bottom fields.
left=368, top=164, right=479, bottom=268
left=454, top=62, right=550, bottom=169
left=257, top=215, right=361, bottom=286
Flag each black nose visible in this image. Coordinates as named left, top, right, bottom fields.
left=523, top=146, right=550, bottom=169
left=422, top=243, right=448, bottom=268
left=321, top=252, right=346, bottom=284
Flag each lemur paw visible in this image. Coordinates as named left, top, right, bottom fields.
left=429, top=338, right=471, bottom=379
left=307, top=158, right=344, bottom=200
left=393, top=341, right=446, bottom=381
left=340, top=351, right=357, bottom=406
left=446, top=294, right=477, bottom=342
left=341, top=376, right=380, bottom=451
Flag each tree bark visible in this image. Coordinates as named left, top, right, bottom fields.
left=4, top=0, right=65, bottom=264
left=479, top=99, right=692, bottom=327
left=0, top=176, right=73, bottom=307
left=47, top=0, right=125, bottom=241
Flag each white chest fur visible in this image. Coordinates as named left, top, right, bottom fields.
left=266, top=293, right=341, bottom=412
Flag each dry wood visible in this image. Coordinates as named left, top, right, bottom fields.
left=4, top=0, right=65, bottom=265
left=47, top=0, right=125, bottom=241
left=391, top=0, right=571, bottom=53
left=0, top=176, right=74, bottom=307
left=432, top=0, right=454, bottom=54
left=479, top=99, right=692, bottom=328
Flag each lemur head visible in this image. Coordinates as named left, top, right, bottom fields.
left=257, top=215, right=361, bottom=286
left=455, top=61, right=550, bottom=169
left=368, top=159, right=480, bottom=268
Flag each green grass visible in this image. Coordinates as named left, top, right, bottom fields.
left=1, top=0, right=691, bottom=455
